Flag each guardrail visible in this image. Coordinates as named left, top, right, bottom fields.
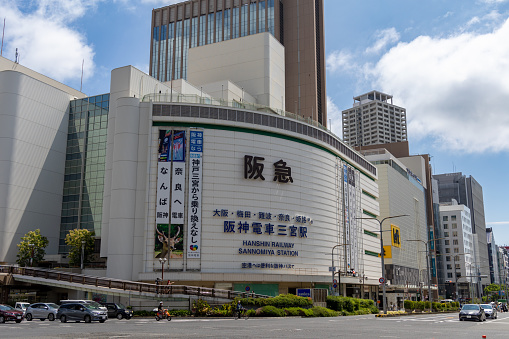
left=0, top=265, right=269, bottom=300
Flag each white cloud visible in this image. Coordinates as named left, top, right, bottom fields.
left=326, top=50, right=356, bottom=74
left=480, top=0, right=508, bottom=4
left=487, top=221, right=509, bottom=225
left=327, top=96, right=343, bottom=138
left=370, top=18, right=509, bottom=153
left=0, top=0, right=95, bottom=84
left=365, top=28, right=400, bottom=54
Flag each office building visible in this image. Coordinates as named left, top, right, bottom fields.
left=439, top=202, right=475, bottom=301
left=149, top=0, right=327, bottom=127
left=363, top=149, right=428, bottom=307
left=342, top=90, right=407, bottom=147
left=433, top=172, right=490, bottom=294
left=486, top=228, right=500, bottom=284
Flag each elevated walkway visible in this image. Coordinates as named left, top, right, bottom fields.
left=0, top=266, right=267, bottom=303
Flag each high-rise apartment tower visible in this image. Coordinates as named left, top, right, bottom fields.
left=342, top=90, right=407, bottom=147
left=149, top=0, right=327, bottom=127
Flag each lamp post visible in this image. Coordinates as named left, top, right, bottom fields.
left=408, top=239, right=431, bottom=309
left=29, top=243, right=35, bottom=267
left=331, top=243, right=350, bottom=296
left=159, top=257, right=167, bottom=281
left=80, top=240, right=86, bottom=270
left=356, top=214, right=408, bottom=314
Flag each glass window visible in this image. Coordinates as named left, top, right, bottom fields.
left=445, top=240, right=450, bottom=245
left=241, top=4, right=248, bottom=37
left=250, top=2, right=256, bottom=34
left=191, top=17, right=198, bottom=48
left=159, top=25, right=167, bottom=80
left=207, top=13, right=214, bottom=44
left=267, top=0, right=274, bottom=35
left=453, top=231, right=458, bottom=237
left=182, top=19, right=190, bottom=79
left=451, top=215, right=457, bottom=221
left=174, top=21, right=182, bottom=79
left=443, top=224, right=448, bottom=229
left=443, top=216, right=448, bottom=221
left=446, top=248, right=450, bottom=253
left=152, top=26, right=160, bottom=78
left=259, top=1, right=266, bottom=32
left=444, top=232, right=449, bottom=237
left=224, top=9, right=230, bottom=41
left=199, top=15, right=206, bottom=45
left=452, top=223, right=457, bottom=229
left=233, top=7, right=239, bottom=39
left=216, top=11, right=222, bottom=42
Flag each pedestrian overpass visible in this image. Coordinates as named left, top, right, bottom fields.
left=0, top=265, right=266, bottom=304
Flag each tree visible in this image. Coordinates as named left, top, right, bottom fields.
left=65, top=229, right=95, bottom=267
left=16, top=229, right=49, bottom=267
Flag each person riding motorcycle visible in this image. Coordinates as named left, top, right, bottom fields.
left=157, top=301, right=165, bottom=315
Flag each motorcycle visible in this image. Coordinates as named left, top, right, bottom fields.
left=153, top=308, right=172, bottom=321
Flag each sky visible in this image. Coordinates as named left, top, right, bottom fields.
left=0, top=0, right=508, bottom=244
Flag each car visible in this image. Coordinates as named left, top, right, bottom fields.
left=14, top=302, right=30, bottom=317
left=57, top=303, right=107, bottom=323
left=25, top=303, right=59, bottom=321
left=459, top=304, right=486, bottom=322
left=0, top=304, right=24, bottom=323
left=101, top=303, right=133, bottom=320
left=60, top=300, right=107, bottom=312
left=480, top=304, right=497, bottom=319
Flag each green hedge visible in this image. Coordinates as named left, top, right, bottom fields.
left=326, top=296, right=378, bottom=314
left=237, top=294, right=313, bottom=309
left=404, top=300, right=414, bottom=310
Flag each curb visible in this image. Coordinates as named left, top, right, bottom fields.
left=375, top=310, right=459, bottom=318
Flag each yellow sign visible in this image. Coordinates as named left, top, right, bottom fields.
left=378, top=245, right=392, bottom=258
left=391, top=224, right=401, bottom=248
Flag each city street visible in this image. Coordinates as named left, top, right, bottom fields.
left=2, top=312, right=509, bottom=338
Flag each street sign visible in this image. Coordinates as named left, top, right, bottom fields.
left=245, top=286, right=250, bottom=291
left=329, top=267, right=336, bottom=272
left=379, top=277, right=385, bottom=284
left=333, top=283, right=338, bottom=288
left=333, top=279, right=338, bottom=284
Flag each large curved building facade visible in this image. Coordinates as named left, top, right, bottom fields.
left=101, top=66, right=381, bottom=297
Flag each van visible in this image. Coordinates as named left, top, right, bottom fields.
left=440, top=299, right=454, bottom=303
left=60, top=300, right=107, bottom=312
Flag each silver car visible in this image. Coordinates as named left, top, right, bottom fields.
left=480, top=304, right=497, bottom=319
left=25, top=303, right=59, bottom=321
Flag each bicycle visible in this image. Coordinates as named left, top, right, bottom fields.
left=233, top=308, right=249, bottom=320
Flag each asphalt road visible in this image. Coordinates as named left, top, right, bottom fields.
left=1, top=312, right=509, bottom=338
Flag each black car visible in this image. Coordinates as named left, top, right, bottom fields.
left=101, top=303, right=133, bottom=320
left=459, top=304, right=486, bottom=322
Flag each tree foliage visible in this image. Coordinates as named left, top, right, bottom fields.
left=16, top=229, right=49, bottom=267
left=65, top=229, right=95, bottom=266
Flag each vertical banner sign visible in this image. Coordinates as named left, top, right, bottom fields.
left=187, top=130, right=203, bottom=258
left=348, top=167, right=358, bottom=272
left=343, top=165, right=350, bottom=268
left=155, top=130, right=171, bottom=258
left=171, top=131, right=186, bottom=224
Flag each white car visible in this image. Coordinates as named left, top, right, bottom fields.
left=481, top=304, right=497, bottom=319
left=14, top=302, right=30, bottom=317
left=25, top=303, right=59, bottom=321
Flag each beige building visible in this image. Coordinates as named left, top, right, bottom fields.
left=149, top=0, right=327, bottom=127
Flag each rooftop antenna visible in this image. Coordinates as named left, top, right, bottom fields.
left=15, top=47, right=18, bottom=63
left=80, top=59, right=84, bottom=92
left=1, top=18, right=5, bottom=56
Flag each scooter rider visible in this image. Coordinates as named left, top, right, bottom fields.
left=158, top=301, right=165, bottom=314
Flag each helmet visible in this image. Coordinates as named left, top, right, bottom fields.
left=159, top=301, right=163, bottom=304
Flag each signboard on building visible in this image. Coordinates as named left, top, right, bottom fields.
left=391, top=224, right=401, bottom=248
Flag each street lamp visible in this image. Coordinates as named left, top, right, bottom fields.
left=331, top=243, right=350, bottom=296
left=159, top=257, right=167, bottom=281
left=408, top=239, right=431, bottom=309
left=356, top=214, right=409, bottom=314
left=81, top=240, right=86, bottom=270
left=29, top=243, right=35, bottom=267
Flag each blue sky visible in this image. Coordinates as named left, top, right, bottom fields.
left=1, top=0, right=508, bottom=244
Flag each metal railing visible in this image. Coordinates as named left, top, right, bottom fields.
left=142, top=92, right=330, bottom=132
left=0, top=265, right=269, bottom=300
